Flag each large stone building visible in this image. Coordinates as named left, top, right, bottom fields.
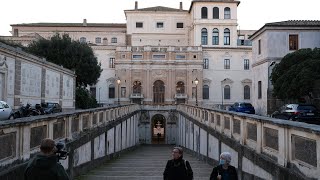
left=5, top=0, right=255, bottom=109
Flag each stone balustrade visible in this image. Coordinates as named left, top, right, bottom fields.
left=177, top=104, right=320, bottom=179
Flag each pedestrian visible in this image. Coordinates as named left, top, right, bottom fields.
left=210, top=152, right=238, bottom=180
left=163, top=147, right=193, bottom=180
left=24, top=138, right=70, bottom=180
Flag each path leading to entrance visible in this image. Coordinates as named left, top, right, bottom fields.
left=77, top=145, right=213, bottom=180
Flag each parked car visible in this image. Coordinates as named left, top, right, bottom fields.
left=0, top=101, right=14, bottom=120
left=43, top=102, right=62, bottom=114
left=272, top=104, right=320, bottom=125
left=229, top=102, right=255, bottom=114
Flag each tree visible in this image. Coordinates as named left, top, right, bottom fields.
left=75, top=88, right=98, bottom=109
left=271, top=48, right=320, bottom=100
left=26, top=34, right=102, bottom=87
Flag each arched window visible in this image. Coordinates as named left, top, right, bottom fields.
left=224, top=85, right=230, bottom=99
left=201, top=28, right=208, bottom=45
left=212, top=28, right=219, bottom=45
left=224, top=28, right=230, bottom=45
left=133, top=81, right=142, bottom=94
left=103, top=38, right=108, bottom=45
left=80, top=37, right=86, bottom=43
left=153, top=80, right=165, bottom=104
left=111, top=37, right=117, bottom=43
left=95, top=37, right=101, bottom=44
left=244, top=85, right=250, bottom=99
left=176, top=81, right=185, bottom=94
left=224, top=7, right=231, bottom=19
left=213, top=7, right=219, bottom=19
left=203, top=85, right=209, bottom=99
left=109, top=84, right=115, bottom=98
left=201, top=7, right=208, bottom=19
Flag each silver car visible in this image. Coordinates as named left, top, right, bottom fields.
left=0, top=101, right=14, bottom=120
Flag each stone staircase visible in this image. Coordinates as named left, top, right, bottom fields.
left=77, top=145, right=213, bottom=180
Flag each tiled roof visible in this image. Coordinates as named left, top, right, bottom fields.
left=265, top=20, right=320, bottom=26
left=11, top=23, right=126, bottom=28
left=126, top=6, right=187, bottom=12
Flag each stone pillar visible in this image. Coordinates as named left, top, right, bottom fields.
left=59, top=73, right=63, bottom=107
left=14, top=59, right=21, bottom=108
left=41, top=68, right=46, bottom=103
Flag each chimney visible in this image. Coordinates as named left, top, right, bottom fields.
left=180, top=2, right=183, bottom=10
left=83, top=19, right=87, bottom=26
left=135, top=1, right=138, bottom=10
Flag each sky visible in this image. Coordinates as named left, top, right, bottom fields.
left=1, top=0, right=319, bottom=36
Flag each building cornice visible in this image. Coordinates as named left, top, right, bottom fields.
left=252, top=57, right=283, bottom=67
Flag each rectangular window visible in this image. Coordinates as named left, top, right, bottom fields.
left=132, top=54, right=143, bottom=59
left=258, top=40, right=261, bottom=55
left=289, top=34, right=298, bottom=50
left=109, top=87, right=115, bottom=98
left=121, top=87, right=126, bottom=98
left=176, top=54, right=186, bottom=59
left=244, top=59, right=250, bottom=70
left=109, top=58, right=115, bottom=68
left=177, top=23, right=184, bottom=28
left=203, top=59, right=209, bottom=69
left=152, top=54, right=166, bottom=59
left=95, top=37, right=101, bottom=44
left=136, top=22, right=143, bottom=28
left=258, top=81, right=262, bottom=99
left=156, top=22, right=164, bottom=28
left=224, top=59, right=230, bottom=69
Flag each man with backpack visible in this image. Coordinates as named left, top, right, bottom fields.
left=163, top=147, right=193, bottom=180
left=24, top=138, right=70, bottom=180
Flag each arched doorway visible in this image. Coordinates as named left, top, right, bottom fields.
left=151, top=114, right=166, bottom=144
left=153, top=80, right=165, bottom=104
left=132, top=81, right=142, bottom=104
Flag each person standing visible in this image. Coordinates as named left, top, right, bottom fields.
left=163, top=147, right=193, bottom=180
left=210, top=152, right=238, bottom=180
left=24, top=138, right=70, bottom=180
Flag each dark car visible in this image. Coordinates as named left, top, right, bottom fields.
left=272, top=104, right=320, bottom=125
left=43, top=103, right=62, bottom=114
left=229, top=102, right=255, bottom=114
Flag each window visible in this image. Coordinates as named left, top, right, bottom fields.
left=133, top=81, right=142, bottom=94
left=258, top=39, right=261, bottom=54
left=224, top=7, right=231, bottom=19
left=111, top=37, right=117, bottom=43
left=212, top=28, right=219, bottom=45
left=136, top=22, right=143, bottom=28
left=95, top=37, right=101, bottom=44
left=201, top=7, right=208, bottom=19
left=156, top=22, right=164, bottom=28
left=121, top=54, right=126, bottom=59
left=213, top=7, right=219, bottom=19
left=109, top=58, right=115, bottom=68
left=244, top=85, right=250, bottom=99
left=224, top=85, right=230, bottom=99
left=177, top=23, right=184, bottom=28
left=176, top=54, right=186, bottom=59
left=244, top=59, right=250, bottom=70
left=132, top=54, right=143, bottom=59
left=176, top=81, right=185, bottom=94
left=121, top=87, right=126, bottom=98
left=224, top=28, right=230, bottom=45
left=289, top=34, right=298, bottom=50
left=80, top=37, right=86, bottom=43
left=224, top=59, right=230, bottom=69
left=109, top=85, right=115, bottom=98
left=258, top=81, right=262, bottom=99
left=203, top=58, right=209, bottom=69
left=103, top=38, right=108, bottom=45
left=153, top=54, right=166, bottom=59
left=201, top=28, right=208, bottom=45
left=203, top=85, right=209, bottom=99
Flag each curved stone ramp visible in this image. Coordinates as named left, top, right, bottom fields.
left=76, top=145, right=213, bottom=180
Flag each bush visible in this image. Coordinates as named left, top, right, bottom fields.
left=76, top=87, right=98, bottom=109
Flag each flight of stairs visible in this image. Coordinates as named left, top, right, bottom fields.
left=77, top=145, right=213, bottom=180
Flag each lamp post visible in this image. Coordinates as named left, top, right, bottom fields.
left=194, top=78, right=199, bottom=106
left=117, top=77, right=121, bottom=105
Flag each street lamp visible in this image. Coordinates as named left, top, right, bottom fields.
left=117, top=77, right=121, bottom=105
left=194, top=78, right=199, bottom=106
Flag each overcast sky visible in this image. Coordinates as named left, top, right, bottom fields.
left=1, top=0, right=319, bottom=36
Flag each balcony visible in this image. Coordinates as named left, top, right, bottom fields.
left=174, top=93, right=188, bottom=99
left=130, top=93, right=144, bottom=99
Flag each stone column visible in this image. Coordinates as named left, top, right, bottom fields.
left=14, top=59, right=21, bottom=108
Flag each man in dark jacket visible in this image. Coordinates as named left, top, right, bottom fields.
left=24, top=138, right=70, bottom=180
left=163, top=147, right=193, bottom=180
left=210, top=152, right=238, bottom=180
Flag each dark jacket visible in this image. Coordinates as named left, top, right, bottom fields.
left=210, top=164, right=238, bottom=180
left=163, top=157, right=193, bottom=180
left=24, top=154, right=70, bottom=180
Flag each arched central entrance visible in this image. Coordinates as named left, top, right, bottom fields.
left=151, top=114, right=166, bottom=144
left=153, top=80, right=165, bottom=104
